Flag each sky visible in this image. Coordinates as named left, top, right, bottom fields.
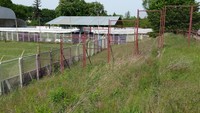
left=11, top=0, right=144, bottom=16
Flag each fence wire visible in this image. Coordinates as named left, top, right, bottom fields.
left=0, top=31, right=148, bottom=95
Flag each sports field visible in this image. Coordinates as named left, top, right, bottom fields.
left=0, top=41, right=70, bottom=61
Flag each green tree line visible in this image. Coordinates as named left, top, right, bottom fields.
left=0, top=0, right=107, bottom=25
left=142, top=0, right=200, bottom=34
left=0, top=0, right=152, bottom=28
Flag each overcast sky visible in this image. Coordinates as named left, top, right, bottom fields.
left=11, top=0, right=144, bottom=16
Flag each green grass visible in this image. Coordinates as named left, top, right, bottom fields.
left=0, top=41, right=71, bottom=61
left=0, top=34, right=199, bottom=113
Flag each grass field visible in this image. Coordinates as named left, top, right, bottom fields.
left=0, top=41, right=71, bottom=61
left=0, top=34, right=199, bottom=113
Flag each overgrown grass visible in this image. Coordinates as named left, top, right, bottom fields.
left=0, top=41, right=70, bottom=61
left=0, top=34, right=199, bottom=113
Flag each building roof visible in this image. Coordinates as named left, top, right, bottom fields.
left=46, top=16, right=121, bottom=26
left=0, top=7, right=16, bottom=19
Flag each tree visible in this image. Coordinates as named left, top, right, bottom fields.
left=125, top=11, right=131, bottom=19
left=140, top=17, right=151, bottom=28
left=0, top=0, right=13, bottom=8
left=40, top=9, right=56, bottom=25
left=56, top=0, right=84, bottom=16
left=56, top=0, right=107, bottom=16
left=142, top=0, right=200, bottom=33
left=12, top=4, right=33, bottom=21
left=33, top=0, right=41, bottom=21
left=113, top=12, right=117, bottom=16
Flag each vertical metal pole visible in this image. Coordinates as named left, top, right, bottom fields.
left=69, top=47, right=72, bottom=65
left=162, top=6, right=166, bottom=48
left=23, top=32, right=25, bottom=42
left=0, top=81, right=2, bottom=95
left=82, top=33, right=87, bottom=68
left=90, top=27, right=92, bottom=32
left=108, top=20, right=111, bottom=63
left=15, top=19, right=19, bottom=41
left=60, top=37, right=64, bottom=73
left=159, top=10, right=163, bottom=48
left=135, top=10, right=139, bottom=55
left=104, top=37, right=106, bottom=49
left=49, top=50, right=53, bottom=75
left=188, top=5, right=193, bottom=47
left=36, top=43, right=41, bottom=80
left=36, top=54, right=40, bottom=80
left=19, top=57, right=23, bottom=88
left=0, top=62, right=2, bottom=95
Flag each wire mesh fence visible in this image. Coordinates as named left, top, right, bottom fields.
left=0, top=37, right=106, bottom=95
left=0, top=58, right=20, bottom=94
left=0, top=27, right=152, bottom=95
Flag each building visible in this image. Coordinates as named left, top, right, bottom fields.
left=0, top=6, right=26, bottom=27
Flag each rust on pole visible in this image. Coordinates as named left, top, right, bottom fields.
left=82, top=32, right=87, bottom=68
left=107, top=20, right=111, bottom=63
left=60, top=36, right=64, bottom=73
left=135, top=9, right=139, bottom=55
left=188, top=5, right=193, bottom=47
left=162, top=6, right=166, bottom=48
left=159, top=10, right=163, bottom=48
left=160, top=8, right=165, bottom=48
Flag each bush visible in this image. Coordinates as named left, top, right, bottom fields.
left=148, top=32, right=158, bottom=38
left=49, top=87, right=67, bottom=103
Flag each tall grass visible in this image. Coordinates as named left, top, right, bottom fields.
left=0, top=35, right=199, bottom=113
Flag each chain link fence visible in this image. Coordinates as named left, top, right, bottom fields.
left=0, top=28, right=149, bottom=95
left=0, top=37, right=107, bottom=95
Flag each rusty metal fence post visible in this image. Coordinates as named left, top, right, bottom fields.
left=49, top=50, right=53, bottom=75
left=82, top=33, right=87, bottom=68
left=0, top=62, right=2, bottom=95
left=107, top=20, right=111, bottom=63
left=60, top=37, right=64, bottom=73
left=188, top=5, right=194, bottom=47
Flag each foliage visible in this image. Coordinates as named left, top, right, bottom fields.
left=49, top=87, right=67, bottom=103
left=1, top=0, right=108, bottom=25
left=143, top=0, right=200, bottom=33
left=147, top=32, right=158, bottom=38
left=33, top=0, right=41, bottom=20
left=86, top=1, right=107, bottom=16
left=0, top=35, right=200, bottom=112
left=0, top=0, right=55, bottom=26
left=122, top=17, right=151, bottom=28
left=0, top=0, right=13, bottom=8
left=40, top=9, right=56, bottom=25
left=56, top=0, right=107, bottom=16
left=139, top=17, right=151, bottom=28
left=124, top=11, right=131, bottom=19
left=12, top=4, right=33, bottom=21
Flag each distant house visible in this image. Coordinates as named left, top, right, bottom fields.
left=0, top=6, right=26, bottom=27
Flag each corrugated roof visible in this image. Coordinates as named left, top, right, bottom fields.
left=0, top=7, right=16, bottom=19
left=46, top=16, right=120, bottom=26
